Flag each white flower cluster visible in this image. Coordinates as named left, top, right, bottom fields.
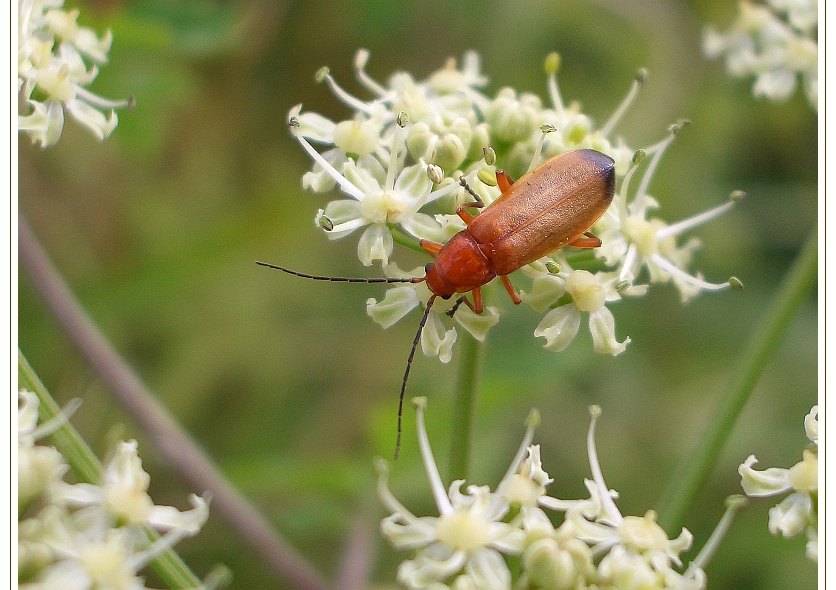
left=738, top=405, right=818, bottom=561
left=18, top=390, right=209, bottom=589
left=377, top=399, right=734, bottom=589
left=18, top=0, right=132, bottom=147
left=703, top=0, right=818, bottom=110
left=288, top=51, right=739, bottom=361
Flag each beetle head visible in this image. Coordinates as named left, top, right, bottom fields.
left=424, top=262, right=456, bottom=299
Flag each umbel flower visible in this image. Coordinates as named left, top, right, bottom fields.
left=703, top=0, right=818, bottom=110
left=18, top=0, right=132, bottom=147
left=377, top=399, right=741, bottom=589
left=284, top=51, right=740, bottom=362
left=738, top=405, right=818, bottom=561
left=18, top=390, right=210, bottom=588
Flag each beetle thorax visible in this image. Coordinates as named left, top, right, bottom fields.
left=424, top=231, right=496, bottom=298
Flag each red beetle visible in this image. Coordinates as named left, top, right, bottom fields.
left=259, top=148, right=615, bottom=455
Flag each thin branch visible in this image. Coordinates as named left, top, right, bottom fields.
left=332, top=507, right=377, bottom=590
left=19, top=216, right=330, bottom=590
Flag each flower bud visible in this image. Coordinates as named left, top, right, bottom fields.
left=486, top=87, right=542, bottom=144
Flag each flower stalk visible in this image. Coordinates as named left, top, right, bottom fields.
left=19, top=352, right=100, bottom=485
left=658, top=228, right=817, bottom=532
left=449, top=334, right=484, bottom=480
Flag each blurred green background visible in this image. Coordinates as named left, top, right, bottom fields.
left=19, top=0, right=817, bottom=588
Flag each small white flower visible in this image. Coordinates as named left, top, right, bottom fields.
left=17, top=387, right=209, bottom=587
left=738, top=404, right=818, bottom=560
left=290, top=106, right=458, bottom=266
left=499, top=445, right=553, bottom=509
left=51, top=439, right=209, bottom=535
left=543, top=406, right=704, bottom=587
left=704, top=0, right=818, bottom=111
left=26, top=504, right=200, bottom=590
left=597, top=131, right=740, bottom=303
left=377, top=399, right=541, bottom=588
left=35, top=526, right=149, bottom=590
left=18, top=0, right=131, bottom=146
left=532, top=270, right=630, bottom=355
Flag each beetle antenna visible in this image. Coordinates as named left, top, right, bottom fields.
left=395, top=294, right=437, bottom=459
left=256, top=261, right=422, bottom=284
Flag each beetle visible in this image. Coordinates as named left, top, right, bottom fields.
left=258, top=148, right=615, bottom=456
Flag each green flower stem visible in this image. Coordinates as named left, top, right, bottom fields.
left=658, top=229, right=817, bottom=533
left=19, top=352, right=102, bottom=483
left=19, top=351, right=201, bottom=590
left=391, top=226, right=427, bottom=255
left=19, top=216, right=330, bottom=590
left=449, top=333, right=485, bottom=481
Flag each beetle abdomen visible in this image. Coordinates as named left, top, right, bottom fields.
left=469, top=149, right=615, bottom=275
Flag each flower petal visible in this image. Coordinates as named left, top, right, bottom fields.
left=739, top=455, right=792, bottom=496
left=533, top=306, right=580, bottom=352
left=804, top=406, right=818, bottom=444
left=302, top=149, right=349, bottom=193
left=147, top=493, right=210, bottom=535
left=454, top=305, right=500, bottom=342
left=399, top=548, right=467, bottom=588
left=465, top=549, right=512, bottom=590
left=289, top=105, right=336, bottom=142
left=380, top=513, right=438, bottom=550
left=394, top=162, right=433, bottom=203
left=519, top=274, right=565, bottom=313
left=421, top=313, right=457, bottom=362
left=357, top=224, right=393, bottom=266
left=367, top=286, right=420, bottom=329
left=342, top=159, right=383, bottom=196
left=768, top=492, right=812, bottom=538
left=400, top=212, right=447, bottom=242
left=588, top=307, right=630, bottom=355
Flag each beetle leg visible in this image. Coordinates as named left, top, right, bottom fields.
left=568, top=231, right=602, bottom=249
left=446, top=296, right=469, bottom=317
left=456, top=207, right=478, bottom=224
left=455, top=176, right=485, bottom=225
left=419, top=239, right=444, bottom=256
left=471, top=287, right=484, bottom=314
left=495, top=169, right=515, bottom=193
left=500, top=275, right=522, bottom=305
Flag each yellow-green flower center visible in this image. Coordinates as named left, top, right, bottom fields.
left=436, top=510, right=492, bottom=552
left=360, top=190, right=408, bottom=224
left=619, top=511, right=669, bottom=553
left=565, top=270, right=605, bottom=312
left=623, top=217, right=659, bottom=256
left=787, top=450, right=818, bottom=492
